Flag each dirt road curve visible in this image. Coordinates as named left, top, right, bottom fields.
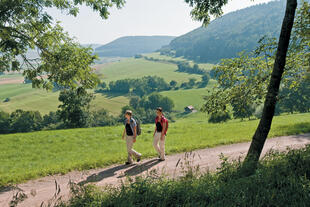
left=1, top=134, right=310, bottom=207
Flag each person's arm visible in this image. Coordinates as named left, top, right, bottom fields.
left=122, top=128, right=126, bottom=139
left=153, top=125, right=157, bottom=136
left=133, top=126, right=137, bottom=142
left=161, top=121, right=167, bottom=141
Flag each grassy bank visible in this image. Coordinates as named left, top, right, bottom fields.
left=0, top=113, right=309, bottom=187
left=58, top=144, right=310, bottom=207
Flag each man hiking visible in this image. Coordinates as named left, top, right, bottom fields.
left=153, top=107, right=168, bottom=161
left=122, top=110, right=141, bottom=165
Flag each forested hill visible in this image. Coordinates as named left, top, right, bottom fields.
left=95, top=36, right=175, bottom=57
left=162, top=0, right=287, bottom=63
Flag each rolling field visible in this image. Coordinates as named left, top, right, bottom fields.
left=1, top=112, right=309, bottom=186
left=95, top=58, right=202, bottom=84
left=143, top=52, right=214, bottom=71
left=0, top=57, right=208, bottom=115
left=0, top=84, right=129, bottom=115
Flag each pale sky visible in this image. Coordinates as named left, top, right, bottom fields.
left=48, top=0, right=273, bottom=45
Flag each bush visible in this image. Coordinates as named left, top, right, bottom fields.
left=10, top=109, right=43, bottom=133
left=57, top=146, right=310, bottom=207
left=0, top=111, right=11, bottom=133
left=91, top=109, right=117, bottom=127
left=208, top=111, right=231, bottom=123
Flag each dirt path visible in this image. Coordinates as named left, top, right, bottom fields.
left=0, top=78, right=24, bottom=85
left=1, top=134, right=310, bottom=207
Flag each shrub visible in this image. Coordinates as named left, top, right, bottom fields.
left=208, top=111, right=231, bottom=123
left=56, top=146, right=310, bottom=207
left=0, top=111, right=11, bottom=134
left=10, top=110, right=43, bottom=133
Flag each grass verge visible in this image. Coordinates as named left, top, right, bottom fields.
left=57, top=145, right=310, bottom=207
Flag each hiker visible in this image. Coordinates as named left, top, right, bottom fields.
left=153, top=107, right=168, bottom=161
left=122, top=110, right=141, bottom=165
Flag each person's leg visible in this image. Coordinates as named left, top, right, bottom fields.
left=131, top=145, right=141, bottom=159
left=126, top=136, right=134, bottom=163
left=153, top=132, right=161, bottom=156
left=159, top=135, right=166, bottom=160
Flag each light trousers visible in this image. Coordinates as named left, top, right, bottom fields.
left=153, top=132, right=165, bottom=160
left=126, top=135, right=141, bottom=163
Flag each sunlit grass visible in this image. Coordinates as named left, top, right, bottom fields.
left=0, top=112, right=309, bottom=186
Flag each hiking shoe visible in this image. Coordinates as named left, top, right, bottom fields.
left=137, top=156, right=141, bottom=162
left=159, top=158, right=165, bottom=162
left=125, top=162, right=132, bottom=165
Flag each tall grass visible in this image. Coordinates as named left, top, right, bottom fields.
left=57, top=145, right=310, bottom=207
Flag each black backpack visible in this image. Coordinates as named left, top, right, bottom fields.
left=134, top=117, right=142, bottom=136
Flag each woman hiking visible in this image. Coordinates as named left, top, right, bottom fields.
left=122, top=110, right=141, bottom=165
left=153, top=107, right=168, bottom=161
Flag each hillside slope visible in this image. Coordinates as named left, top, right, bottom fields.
left=95, top=36, right=175, bottom=57
left=163, top=0, right=287, bottom=63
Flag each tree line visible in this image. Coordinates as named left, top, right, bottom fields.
left=96, top=75, right=210, bottom=97
left=0, top=89, right=175, bottom=134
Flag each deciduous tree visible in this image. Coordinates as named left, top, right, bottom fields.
left=0, top=0, right=124, bottom=90
left=186, top=0, right=299, bottom=170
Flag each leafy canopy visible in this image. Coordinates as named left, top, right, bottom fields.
left=185, top=0, right=228, bottom=25
left=0, top=0, right=125, bottom=90
left=201, top=2, right=310, bottom=116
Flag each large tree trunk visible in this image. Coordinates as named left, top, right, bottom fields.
left=243, top=0, right=297, bottom=169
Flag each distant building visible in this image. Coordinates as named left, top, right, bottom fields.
left=184, top=105, right=196, bottom=113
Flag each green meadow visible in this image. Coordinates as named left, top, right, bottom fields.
left=0, top=84, right=129, bottom=116
left=160, top=80, right=217, bottom=111
left=143, top=52, right=214, bottom=71
left=96, top=58, right=202, bottom=83
left=1, top=112, right=309, bottom=186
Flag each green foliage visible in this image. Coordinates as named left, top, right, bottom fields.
left=202, top=3, right=310, bottom=118
left=144, top=93, right=174, bottom=112
left=108, top=76, right=170, bottom=97
left=10, top=109, right=43, bottom=133
left=166, top=0, right=286, bottom=62
left=169, top=80, right=177, bottom=88
left=58, top=145, right=310, bottom=207
left=124, top=93, right=175, bottom=123
left=177, top=62, right=206, bottom=75
left=0, top=111, right=10, bottom=133
left=58, top=88, right=94, bottom=128
left=0, top=0, right=124, bottom=89
left=90, top=109, right=116, bottom=127
left=42, top=111, right=62, bottom=130
left=208, top=111, right=231, bottom=123
left=197, top=73, right=210, bottom=88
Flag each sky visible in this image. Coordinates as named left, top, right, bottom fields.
left=48, top=0, right=273, bottom=45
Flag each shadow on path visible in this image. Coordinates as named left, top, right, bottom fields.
left=119, top=159, right=161, bottom=177
left=78, top=164, right=133, bottom=185
left=0, top=186, right=19, bottom=194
